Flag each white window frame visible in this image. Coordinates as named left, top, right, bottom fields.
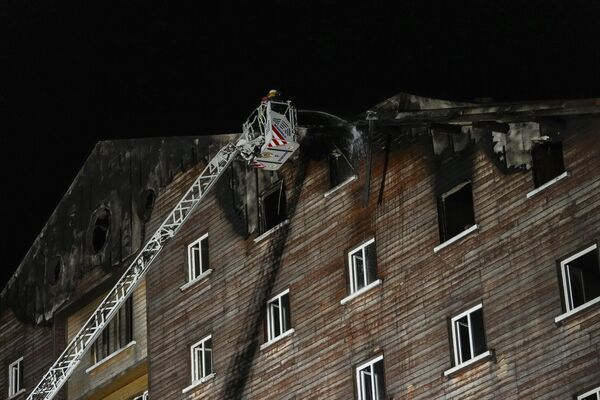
left=578, top=386, right=600, bottom=400
left=348, top=238, right=376, bottom=294
left=451, top=303, right=484, bottom=366
left=187, top=233, right=209, bottom=282
left=266, top=289, right=291, bottom=342
left=560, top=243, right=598, bottom=312
left=190, top=335, right=213, bottom=384
left=8, top=357, right=23, bottom=398
left=355, top=354, right=384, bottom=400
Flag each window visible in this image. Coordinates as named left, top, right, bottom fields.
left=188, top=233, right=209, bottom=281
left=348, top=239, right=378, bottom=294
left=355, top=355, right=385, bottom=400
left=578, top=386, right=600, bottom=400
left=437, top=181, right=475, bottom=243
left=191, top=335, right=213, bottom=383
left=329, top=147, right=354, bottom=188
left=8, top=357, right=23, bottom=397
left=91, top=297, right=133, bottom=364
left=531, top=141, right=564, bottom=188
left=259, top=181, right=286, bottom=233
left=559, top=244, right=600, bottom=312
left=266, top=290, right=291, bottom=342
left=451, top=304, right=487, bottom=367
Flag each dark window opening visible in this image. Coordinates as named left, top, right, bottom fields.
left=139, top=189, right=156, bottom=222
left=357, top=357, right=386, bottom=400
left=531, top=141, right=565, bottom=188
left=329, top=147, right=354, bottom=188
left=562, top=245, right=600, bottom=311
left=260, top=182, right=286, bottom=233
left=92, top=297, right=133, bottom=364
left=438, top=182, right=475, bottom=243
left=91, top=208, right=111, bottom=253
left=46, top=256, right=62, bottom=285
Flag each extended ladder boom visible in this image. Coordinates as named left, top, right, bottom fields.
left=28, top=97, right=298, bottom=400
left=27, top=143, right=239, bottom=399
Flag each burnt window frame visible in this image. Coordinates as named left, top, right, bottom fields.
left=187, top=233, right=210, bottom=282
left=355, top=354, right=386, bottom=400
left=258, top=180, right=287, bottom=234
left=91, top=296, right=134, bottom=365
left=89, top=207, right=111, bottom=254
left=558, top=243, right=600, bottom=315
left=328, top=146, right=355, bottom=190
left=450, top=303, right=488, bottom=368
left=8, top=356, right=24, bottom=397
left=437, top=181, right=476, bottom=244
left=531, top=140, right=565, bottom=188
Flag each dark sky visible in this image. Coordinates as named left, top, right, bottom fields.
left=2, top=1, right=600, bottom=288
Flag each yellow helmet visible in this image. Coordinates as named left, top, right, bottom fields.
left=267, top=89, right=279, bottom=99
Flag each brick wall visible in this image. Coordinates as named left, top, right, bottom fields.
left=145, top=118, right=599, bottom=399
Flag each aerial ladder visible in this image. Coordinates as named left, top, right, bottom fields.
left=27, top=95, right=299, bottom=400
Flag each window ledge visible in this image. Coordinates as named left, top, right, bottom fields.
left=340, top=279, right=382, bottom=305
left=260, top=328, right=295, bottom=351
left=8, top=388, right=26, bottom=399
left=443, top=350, right=494, bottom=378
left=85, top=341, right=136, bottom=374
left=555, top=297, right=600, bottom=325
left=254, top=219, right=290, bottom=243
left=434, top=224, right=479, bottom=253
left=324, top=175, right=357, bottom=198
left=180, top=269, right=213, bottom=291
left=526, top=171, right=570, bottom=199
left=181, top=373, right=215, bottom=394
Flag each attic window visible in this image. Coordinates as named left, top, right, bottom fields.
left=437, top=182, right=475, bottom=244
left=259, top=181, right=286, bottom=233
left=46, top=256, right=62, bottom=285
left=531, top=141, right=565, bottom=188
left=139, top=189, right=156, bottom=222
left=91, top=208, right=111, bottom=253
left=329, top=147, right=354, bottom=188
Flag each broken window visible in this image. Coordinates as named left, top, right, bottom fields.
left=46, top=256, right=62, bottom=285
left=437, top=181, right=475, bottom=243
left=259, top=181, right=286, bottom=233
left=8, top=357, right=23, bottom=397
left=531, top=141, right=565, bottom=188
left=578, top=386, right=600, bottom=400
left=356, top=355, right=386, bottom=400
left=188, top=233, right=209, bottom=282
left=91, top=297, right=133, bottom=364
left=559, top=244, right=600, bottom=313
left=139, top=189, right=156, bottom=222
left=329, top=147, right=354, bottom=188
left=266, top=290, right=291, bottom=342
left=348, top=239, right=378, bottom=295
left=450, top=304, right=487, bottom=367
left=190, top=335, right=213, bottom=383
left=91, top=208, right=111, bottom=253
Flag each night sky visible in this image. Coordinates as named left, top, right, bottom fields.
left=2, top=1, right=600, bottom=288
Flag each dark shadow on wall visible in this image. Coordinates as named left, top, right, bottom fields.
left=222, top=153, right=308, bottom=399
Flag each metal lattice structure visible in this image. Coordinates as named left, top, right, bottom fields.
left=27, top=98, right=297, bottom=400
left=27, top=143, right=239, bottom=399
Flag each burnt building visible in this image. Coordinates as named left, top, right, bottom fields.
left=1, top=93, right=599, bottom=400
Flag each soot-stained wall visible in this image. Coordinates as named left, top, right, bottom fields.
left=0, top=135, right=238, bottom=325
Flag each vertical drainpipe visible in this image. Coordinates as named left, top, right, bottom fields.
left=363, top=110, right=377, bottom=207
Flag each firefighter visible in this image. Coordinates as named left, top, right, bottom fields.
left=262, top=89, right=281, bottom=102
